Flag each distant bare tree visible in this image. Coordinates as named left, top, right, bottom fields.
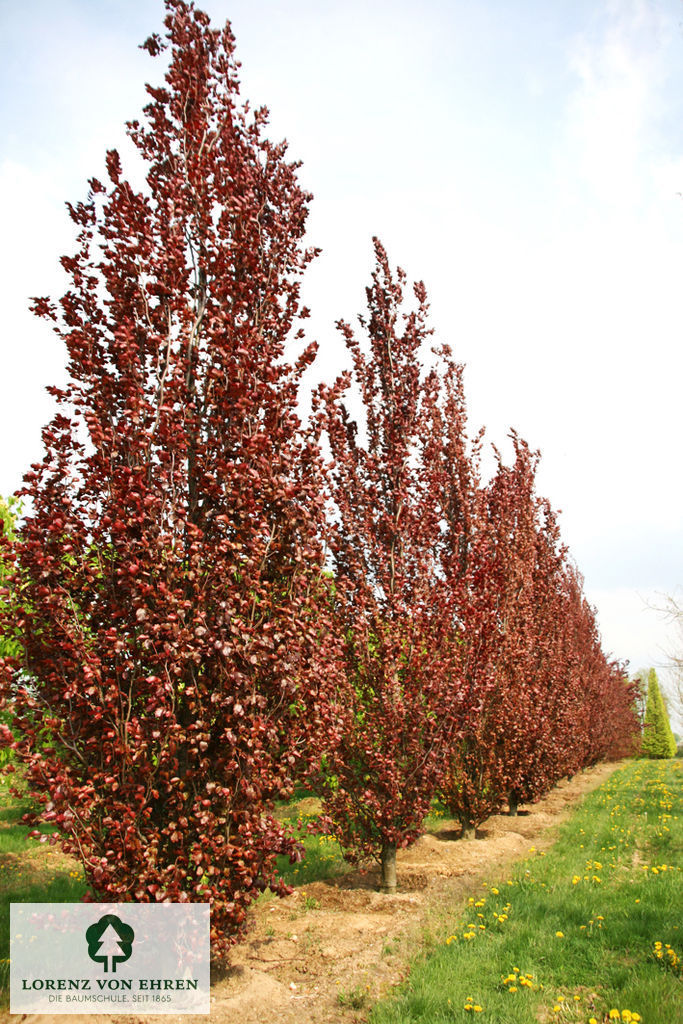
left=646, top=591, right=683, bottom=728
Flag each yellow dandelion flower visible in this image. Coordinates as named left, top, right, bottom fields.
left=555, top=931, right=564, bottom=938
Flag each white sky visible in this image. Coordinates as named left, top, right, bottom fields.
left=1, top=0, right=682, bottom=721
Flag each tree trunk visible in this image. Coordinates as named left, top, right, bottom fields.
left=508, top=795, right=519, bottom=816
left=380, top=841, right=397, bottom=893
left=459, top=815, right=476, bottom=840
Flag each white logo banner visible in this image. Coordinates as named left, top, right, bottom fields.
left=11, top=903, right=210, bottom=1014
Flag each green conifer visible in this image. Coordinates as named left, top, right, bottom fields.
left=640, top=669, right=677, bottom=758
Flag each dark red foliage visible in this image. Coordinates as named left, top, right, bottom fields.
left=312, top=240, right=458, bottom=888
left=0, top=0, right=641, bottom=929
left=437, top=432, right=641, bottom=829
left=435, top=434, right=541, bottom=830
left=0, top=0, right=341, bottom=956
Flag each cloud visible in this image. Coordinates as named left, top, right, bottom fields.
left=562, top=0, right=673, bottom=208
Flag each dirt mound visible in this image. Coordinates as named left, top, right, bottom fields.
left=2, top=762, right=620, bottom=1024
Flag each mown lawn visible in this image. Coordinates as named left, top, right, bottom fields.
left=369, top=759, right=682, bottom=1024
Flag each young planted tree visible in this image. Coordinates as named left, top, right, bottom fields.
left=438, top=435, right=549, bottom=830
left=531, top=566, right=640, bottom=772
left=0, top=0, right=341, bottom=954
left=641, top=669, right=677, bottom=759
left=585, top=657, right=641, bottom=763
left=438, top=427, right=642, bottom=829
left=424, top=356, right=502, bottom=837
left=497, top=494, right=570, bottom=813
left=313, top=240, right=458, bottom=891
left=603, top=663, right=643, bottom=760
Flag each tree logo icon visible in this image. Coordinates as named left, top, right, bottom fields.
left=85, top=914, right=135, bottom=973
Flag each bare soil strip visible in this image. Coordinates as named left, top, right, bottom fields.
left=4, top=761, right=621, bottom=1024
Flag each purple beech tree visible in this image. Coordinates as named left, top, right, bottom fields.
left=0, top=0, right=342, bottom=955
left=312, top=239, right=459, bottom=892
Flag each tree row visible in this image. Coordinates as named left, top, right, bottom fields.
left=0, top=0, right=640, bottom=956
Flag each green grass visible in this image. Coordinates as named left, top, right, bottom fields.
left=370, top=759, right=683, bottom=1024
left=0, top=779, right=353, bottom=999
left=274, top=791, right=353, bottom=886
left=273, top=792, right=458, bottom=887
left=0, top=775, right=89, bottom=1002
left=4, top=763, right=679, bottom=1021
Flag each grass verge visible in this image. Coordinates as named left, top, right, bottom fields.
left=370, top=759, right=682, bottom=1024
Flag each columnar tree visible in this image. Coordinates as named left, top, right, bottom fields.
left=481, top=438, right=559, bottom=816
left=541, top=565, right=594, bottom=776
left=498, top=494, right=571, bottom=813
left=603, top=663, right=643, bottom=760
left=641, top=669, right=677, bottom=758
left=0, top=0, right=341, bottom=954
left=313, top=240, right=457, bottom=891
left=585, top=658, right=641, bottom=763
left=425, top=356, right=501, bottom=837
left=436, top=434, right=637, bottom=828
left=438, top=435, right=548, bottom=829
